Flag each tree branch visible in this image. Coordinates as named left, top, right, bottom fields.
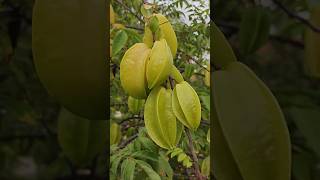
left=119, top=116, right=143, bottom=124
left=271, top=0, right=320, bottom=33
left=185, top=128, right=205, bottom=180
left=125, top=25, right=144, bottom=31
left=114, top=0, right=144, bottom=24
left=216, top=21, right=305, bottom=48
left=117, top=134, right=139, bottom=150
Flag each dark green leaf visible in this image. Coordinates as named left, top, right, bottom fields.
left=112, top=30, right=128, bottom=56
left=239, top=7, right=270, bottom=55
left=136, top=160, right=161, bottom=180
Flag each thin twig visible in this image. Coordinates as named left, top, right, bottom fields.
left=201, top=120, right=210, bottom=126
left=185, top=128, right=204, bottom=180
left=125, top=25, right=144, bottom=31
left=178, top=50, right=209, bottom=72
left=118, top=134, right=139, bottom=149
left=119, top=116, right=143, bottom=124
left=271, top=0, right=320, bottom=33
left=269, top=35, right=304, bottom=48
left=114, top=0, right=144, bottom=24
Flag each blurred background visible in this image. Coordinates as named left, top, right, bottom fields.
left=0, top=0, right=108, bottom=179
left=214, top=0, right=320, bottom=180
left=0, top=0, right=210, bottom=179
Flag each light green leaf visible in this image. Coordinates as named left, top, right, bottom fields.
left=121, top=158, right=136, bottom=180
left=170, top=148, right=183, bottom=158
left=177, top=153, right=186, bottom=162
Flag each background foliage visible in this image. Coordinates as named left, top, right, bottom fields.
left=214, top=0, right=320, bottom=180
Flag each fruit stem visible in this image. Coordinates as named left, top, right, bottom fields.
left=168, top=76, right=175, bottom=89
left=185, top=128, right=204, bottom=180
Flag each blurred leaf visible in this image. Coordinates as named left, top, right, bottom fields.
left=292, top=151, right=313, bottom=180
left=239, top=7, right=270, bottom=55
left=289, top=107, right=320, bottom=157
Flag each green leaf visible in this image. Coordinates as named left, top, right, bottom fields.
left=201, top=156, right=210, bottom=177
left=157, top=153, right=173, bottom=179
left=212, top=21, right=237, bottom=68
left=149, top=16, right=159, bottom=33
left=124, top=29, right=142, bottom=44
left=138, top=137, right=158, bottom=152
left=131, top=151, right=159, bottom=162
left=200, top=95, right=210, bottom=111
left=112, top=30, right=128, bottom=56
left=136, top=160, right=161, bottom=180
left=141, top=4, right=153, bottom=17
left=177, top=153, right=186, bottom=162
left=182, top=157, right=189, bottom=167
left=111, top=155, right=123, bottom=175
left=121, top=158, right=136, bottom=180
left=170, top=148, right=183, bottom=158
left=239, top=7, right=270, bottom=55
left=183, top=64, right=194, bottom=79
left=212, top=62, right=291, bottom=180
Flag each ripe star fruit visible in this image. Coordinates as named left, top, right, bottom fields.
left=146, top=39, right=173, bottom=89
left=32, top=0, right=107, bottom=119
left=144, top=86, right=179, bottom=150
left=120, top=43, right=150, bottom=99
left=172, top=81, right=201, bottom=130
